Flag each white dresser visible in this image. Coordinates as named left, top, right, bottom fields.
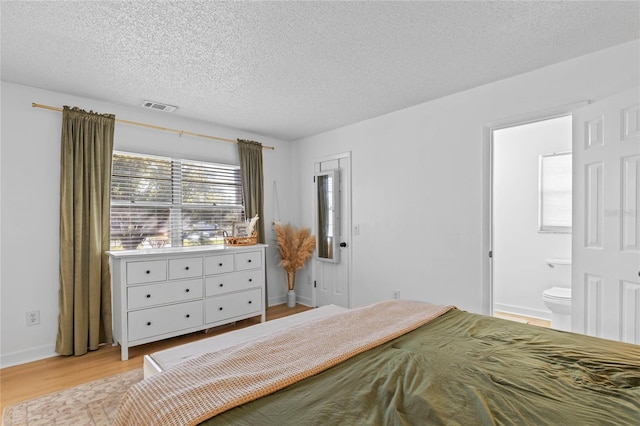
left=108, top=244, right=267, bottom=361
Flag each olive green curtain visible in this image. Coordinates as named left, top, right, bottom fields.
left=56, top=107, right=115, bottom=356
left=237, top=139, right=265, bottom=244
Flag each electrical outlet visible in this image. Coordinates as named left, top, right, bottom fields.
left=26, top=310, right=40, bottom=326
left=392, top=290, right=400, bottom=299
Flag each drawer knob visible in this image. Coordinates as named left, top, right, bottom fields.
left=146, top=294, right=151, bottom=298
left=185, top=266, right=190, bottom=270
left=146, top=321, right=151, bottom=326
left=248, top=300, right=252, bottom=304
left=248, top=259, right=252, bottom=263
left=186, top=314, right=190, bottom=318
left=146, top=270, right=150, bottom=274
left=219, top=307, right=223, bottom=311
left=219, top=283, right=224, bottom=287
left=249, top=278, right=253, bottom=282
left=185, top=288, right=190, bottom=293
left=218, top=263, right=223, bottom=267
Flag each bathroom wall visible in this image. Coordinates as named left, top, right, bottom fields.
left=493, top=116, right=572, bottom=319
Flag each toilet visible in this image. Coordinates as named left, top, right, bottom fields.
left=542, top=259, right=572, bottom=331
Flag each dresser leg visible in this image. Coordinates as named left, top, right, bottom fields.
left=121, top=345, right=129, bottom=361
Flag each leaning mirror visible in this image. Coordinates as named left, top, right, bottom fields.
left=315, top=169, right=340, bottom=263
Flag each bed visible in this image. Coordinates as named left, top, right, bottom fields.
left=115, top=300, right=640, bottom=426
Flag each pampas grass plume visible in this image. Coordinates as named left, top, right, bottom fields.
left=274, top=223, right=316, bottom=279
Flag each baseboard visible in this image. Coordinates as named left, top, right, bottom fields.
left=268, top=295, right=313, bottom=308
left=296, top=295, right=313, bottom=307
left=0, top=344, right=57, bottom=368
left=494, top=303, right=550, bottom=321
left=268, top=295, right=286, bottom=307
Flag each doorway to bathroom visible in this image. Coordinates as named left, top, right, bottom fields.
left=491, top=115, right=573, bottom=326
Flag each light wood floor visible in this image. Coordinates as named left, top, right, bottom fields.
left=494, top=311, right=550, bottom=328
left=0, top=303, right=311, bottom=412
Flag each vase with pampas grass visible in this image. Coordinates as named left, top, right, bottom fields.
left=274, top=223, right=316, bottom=307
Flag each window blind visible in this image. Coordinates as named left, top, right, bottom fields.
left=110, top=152, right=244, bottom=250
left=539, top=152, right=572, bottom=233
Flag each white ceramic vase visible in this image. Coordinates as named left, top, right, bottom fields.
left=287, top=290, right=296, bottom=308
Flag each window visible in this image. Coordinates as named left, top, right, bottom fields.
left=110, top=151, right=244, bottom=250
left=539, top=151, right=572, bottom=233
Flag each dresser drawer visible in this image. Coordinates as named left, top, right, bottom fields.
left=235, top=251, right=262, bottom=271
left=205, top=270, right=264, bottom=297
left=128, top=300, right=203, bottom=341
left=204, top=254, right=234, bottom=275
left=169, top=257, right=203, bottom=280
left=126, top=260, right=167, bottom=284
left=127, top=278, right=203, bottom=310
left=205, top=288, right=262, bottom=324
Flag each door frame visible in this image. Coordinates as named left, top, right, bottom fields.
left=311, top=151, right=352, bottom=308
left=483, top=101, right=588, bottom=316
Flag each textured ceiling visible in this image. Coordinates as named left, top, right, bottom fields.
left=2, top=1, right=639, bottom=141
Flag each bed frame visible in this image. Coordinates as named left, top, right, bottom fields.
left=143, top=304, right=347, bottom=378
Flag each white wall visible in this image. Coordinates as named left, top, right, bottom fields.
left=493, top=116, right=572, bottom=320
left=293, top=40, right=640, bottom=312
left=0, top=82, right=296, bottom=367
left=2, top=40, right=639, bottom=367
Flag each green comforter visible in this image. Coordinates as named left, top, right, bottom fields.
left=202, top=309, right=640, bottom=425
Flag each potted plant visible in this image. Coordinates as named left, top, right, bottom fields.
left=274, top=223, right=316, bottom=307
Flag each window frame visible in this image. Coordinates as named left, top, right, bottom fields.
left=110, top=150, right=245, bottom=251
left=538, top=151, right=572, bottom=233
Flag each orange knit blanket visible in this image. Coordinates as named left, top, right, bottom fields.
left=113, top=299, right=453, bottom=426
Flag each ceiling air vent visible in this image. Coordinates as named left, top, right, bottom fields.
left=141, top=100, right=177, bottom=112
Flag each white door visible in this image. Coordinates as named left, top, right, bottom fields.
left=572, top=87, right=640, bottom=343
left=313, top=153, right=351, bottom=308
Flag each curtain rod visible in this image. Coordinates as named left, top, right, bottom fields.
left=31, top=102, right=275, bottom=151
